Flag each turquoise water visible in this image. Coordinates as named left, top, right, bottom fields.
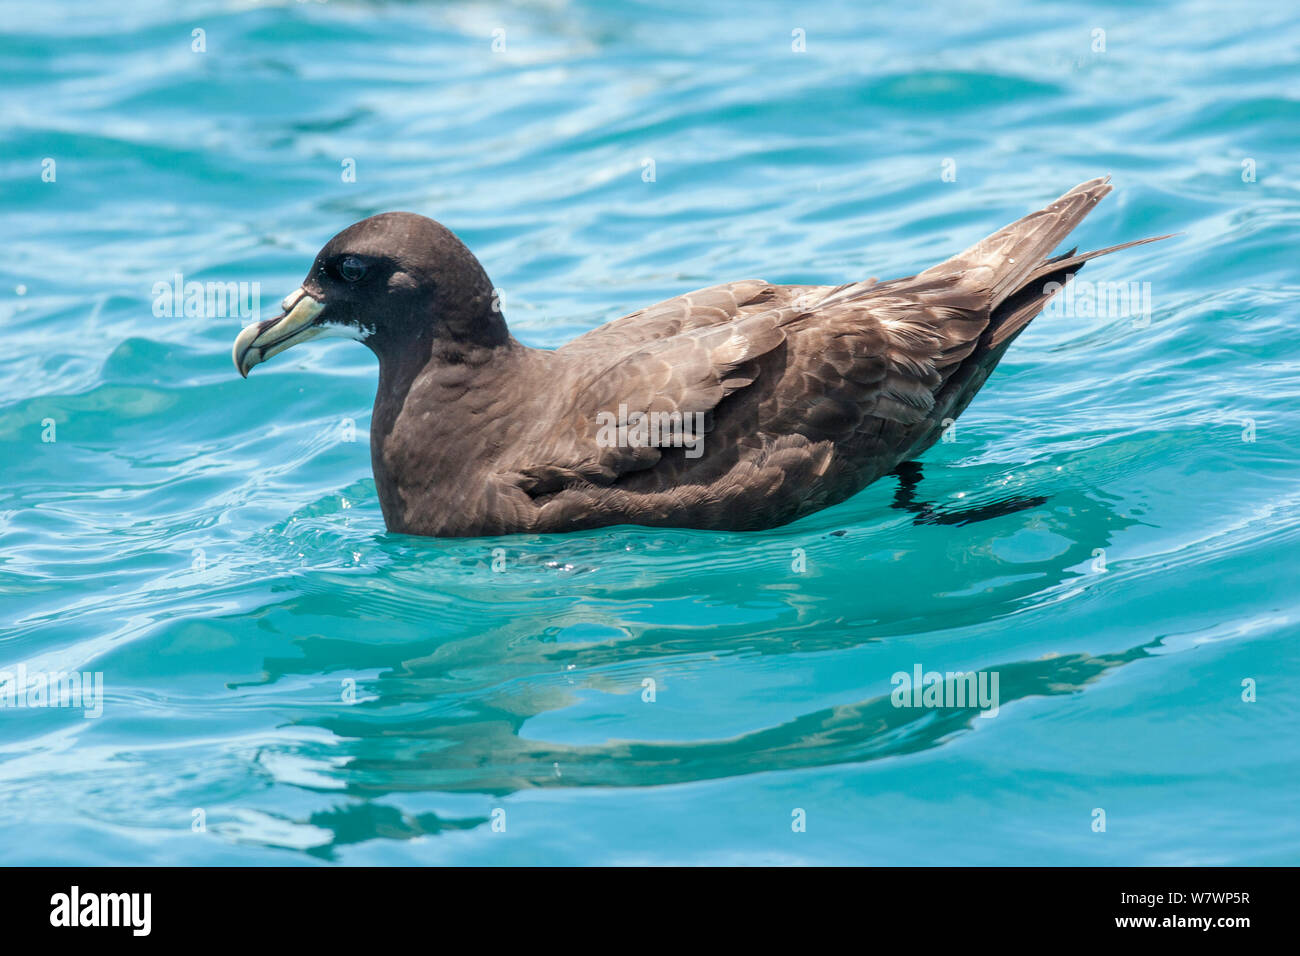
left=2, top=0, right=1298, bottom=865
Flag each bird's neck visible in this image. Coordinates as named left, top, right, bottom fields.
left=367, top=335, right=553, bottom=533
left=371, top=332, right=539, bottom=432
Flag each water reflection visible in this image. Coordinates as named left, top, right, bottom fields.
left=229, top=486, right=1143, bottom=851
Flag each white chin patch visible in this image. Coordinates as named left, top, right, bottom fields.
left=316, top=321, right=374, bottom=342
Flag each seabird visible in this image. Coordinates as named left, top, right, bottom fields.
left=233, top=177, right=1167, bottom=537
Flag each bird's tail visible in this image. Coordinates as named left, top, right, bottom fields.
left=915, top=176, right=1172, bottom=348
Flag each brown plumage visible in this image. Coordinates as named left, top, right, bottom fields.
left=233, top=177, right=1168, bottom=537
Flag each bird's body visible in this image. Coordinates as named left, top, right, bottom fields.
left=234, top=177, right=1166, bottom=537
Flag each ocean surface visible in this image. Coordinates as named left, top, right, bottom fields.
left=2, top=0, right=1298, bottom=865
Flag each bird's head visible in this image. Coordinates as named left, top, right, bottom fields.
left=233, top=212, right=504, bottom=377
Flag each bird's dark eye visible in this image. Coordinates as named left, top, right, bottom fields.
left=338, top=255, right=367, bottom=282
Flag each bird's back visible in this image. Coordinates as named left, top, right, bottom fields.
left=511, top=178, right=1167, bottom=533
